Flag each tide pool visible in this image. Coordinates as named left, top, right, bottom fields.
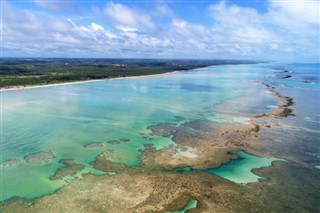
left=166, top=199, right=198, bottom=213
left=206, top=151, right=285, bottom=184
left=173, top=151, right=285, bottom=184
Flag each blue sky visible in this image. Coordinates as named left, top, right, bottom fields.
left=2, top=0, right=319, bottom=62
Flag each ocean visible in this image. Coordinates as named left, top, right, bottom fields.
left=1, top=62, right=319, bottom=203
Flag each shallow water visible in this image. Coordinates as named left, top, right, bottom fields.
left=166, top=198, right=198, bottom=213
left=206, top=151, right=285, bottom=183
left=173, top=151, right=285, bottom=184
left=258, top=63, right=320, bottom=166
left=1, top=63, right=319, bottom=201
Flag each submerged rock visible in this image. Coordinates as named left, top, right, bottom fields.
left=119, top=138, right=130, bottom=142
left=273, top=69, right=289, bottom=73
left=172, top=126, right=202, bottom=145
left=166, top=198, right=198, bottom=213
left=107, top=140, right=121, bottom=145
left=24, top=151, right=56, bottom=164
left=175, top=115, right=185, bottom=120
left=275, top=108, right=295, bottom=118
left=147, top=122, right=177, bottom=137
left=83, top=142, right=105, bottom=149
left=261, top=82, right=295, bottom=118
left=0, top=159, right=21, bottom=167
left=91, top=151, right=127, bottom=172
left=50, top=159, right=85, bottom=180
left=276, top=75, right=292, bottom=79
left=282, top=96, right=294, bottom=108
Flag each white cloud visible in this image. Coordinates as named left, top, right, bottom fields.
left=2, top=2, right=73, bottom=37
left=2, top=2, right=118, bottom=56
left=208, top=1, right=262, bottom=27
left=116, top=26, right=139, bottom=32
left=267, top=0, right=320, bottom=37
left=206, top=0, right=320, bottom=59
left=104, top=2, right=157, bottom=30
left=90, top=23, right=105, bottom=31
left=207, top=1, right=278, bottom=44
left=269, top=0, right=320, bottom=25
left=270, top=43, right=278, bottom=50
left=2, top=0, right=319, bottom=61
left=171, top=19, right=206, bottom=38
left=53, top=33, right=79, bottom=44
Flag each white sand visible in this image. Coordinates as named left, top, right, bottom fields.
left=0, top=72, right=178, bottom=92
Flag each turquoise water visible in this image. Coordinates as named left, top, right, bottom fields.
left=173, top=151, right=285, bottom=184
left=270, top=63, right=320, bottom=90
left=257, top=63, right=320, bottom=168
left=206, top=151, right=285, bottom=183
left=1, top=63, right=319, bottom=201
left=166, top=198, right=198, bottom=213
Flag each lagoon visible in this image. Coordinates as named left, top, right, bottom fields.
left=172, top=151, right=285, bottom=184
left=1, top=63, right=319, bottom=201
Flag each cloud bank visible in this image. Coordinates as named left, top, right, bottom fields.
left=2, top=0, right=319, bottom=61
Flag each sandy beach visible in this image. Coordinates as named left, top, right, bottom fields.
left=0, top=71, right=178, bottom=92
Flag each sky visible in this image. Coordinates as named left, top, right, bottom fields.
left=1, top=0, right=320, bottom=62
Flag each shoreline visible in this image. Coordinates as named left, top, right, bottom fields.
left=0, top=71, right=178, bottom=92
left=0, top=81, right=300, bottom=210
left=3, top=72, right=320, bottom=213
left=0, top=62, right=265, bottom=92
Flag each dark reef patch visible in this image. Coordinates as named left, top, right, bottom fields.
left=273, top=69, right=289, bottom=73
left=171, top=125, right=203, bottom=146
left=50, top=159, right=85, bottom=180
left=175, top=115, right=185, bottom=120
left=282, top=96, right=294, bottom=108
left=260, top=82, right=295, bottom=118
left=276, top=75, right=292, bottom=79
left=83, top=142, right=105, bottom=149
left=246, top=161, right=320, bottom=212
left=107, top=140, right=121, bottom=145
left=24, top=151, right=56, bottom=164
left=91, top=151, right=127, bottom=172
left=0, top=159, right=21, bottom=167
left=162, top=195, right=198, bottom=213
left=119, top=138, right=130, bottom=142
left=276, top=108, right=295, bottom=118
left=147, top=122, right=177, bottom=137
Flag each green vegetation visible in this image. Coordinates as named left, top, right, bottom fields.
left=0, top=58, right=258, bottom=88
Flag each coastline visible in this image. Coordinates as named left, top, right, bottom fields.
left=2, top=81, right=315, bottom=213
left=0, top=71, right=177, bottom=92
left=2, top=63, right=320, bottom=212
left=0, top=62, right=263, bottom=92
